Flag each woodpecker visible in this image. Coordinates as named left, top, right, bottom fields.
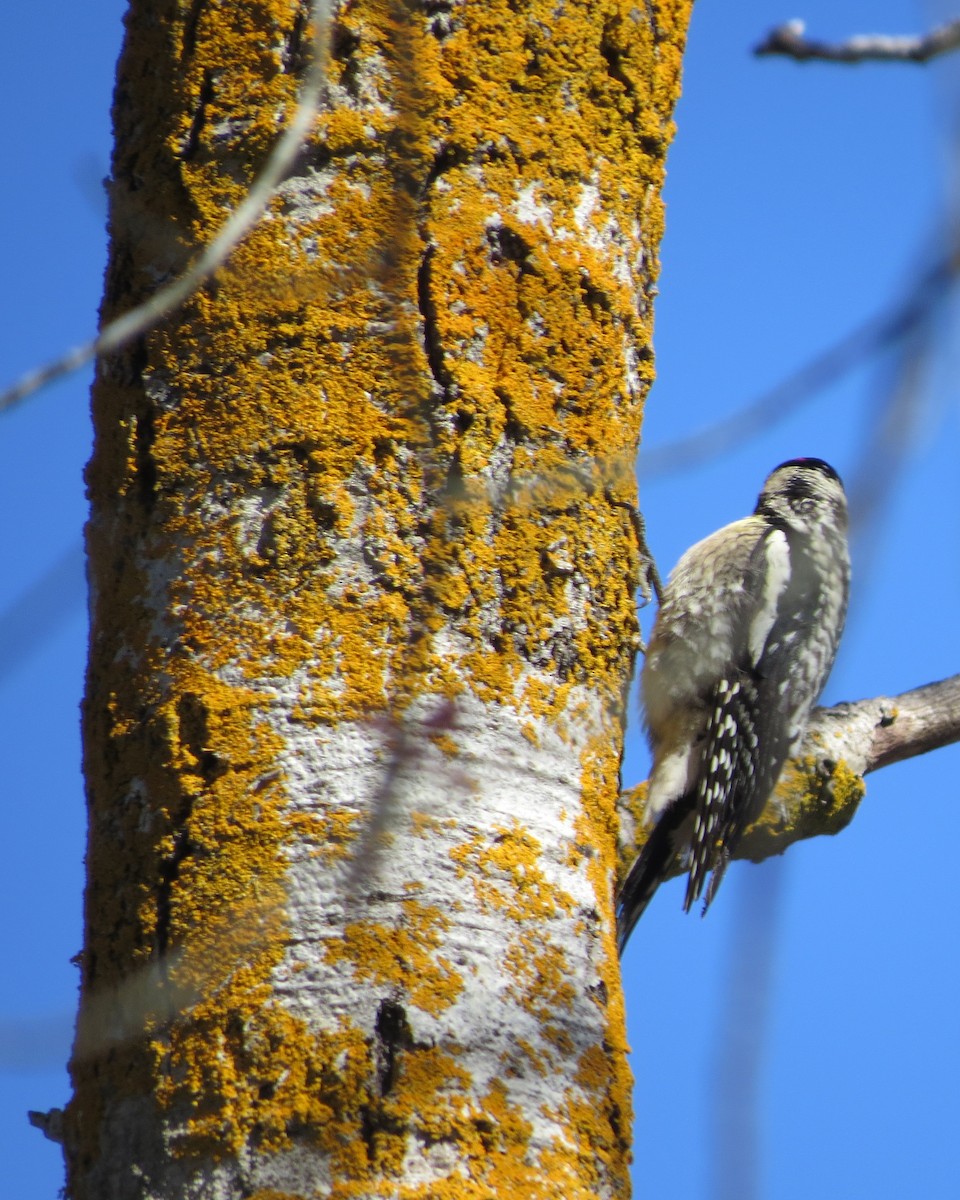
left=617, top=458, right=850, bottom=952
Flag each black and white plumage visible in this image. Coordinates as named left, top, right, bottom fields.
left=617, top=459, right=850, bottom=953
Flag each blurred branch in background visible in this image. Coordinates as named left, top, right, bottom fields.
left=0, top=545, right=85, bottom=678
left=0, top=1013, right=73, bottom=1073
left=845, top=276, right=941, bottom=574
left=640, top=249, right=958, bottom=479
left=756, top=18, right=960, bottom=64
left=710, top=860, right=785, bottom=1200
left=0, top=0, right=332, bottom=417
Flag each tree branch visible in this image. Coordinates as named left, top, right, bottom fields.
left=843, top=673, right=960, bottom=773
left=755, top=18, right=960, bottom=64
left=619, top=674, right=960, bottom=882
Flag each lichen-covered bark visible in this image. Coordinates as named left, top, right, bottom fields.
left=68, top=1, right=692, bottom=1196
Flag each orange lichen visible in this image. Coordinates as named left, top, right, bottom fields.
left=451, top=824, right=576, bottom=924
left=325, top=899, right=464, bottom=1015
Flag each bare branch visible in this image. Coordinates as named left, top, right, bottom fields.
left=788, top=674, right=960, bottom=778
left=856, top=674, right=960, bottom=773
left=755, top=18, right=960, bottom=64
left=0, top=0, right=333, bottom=416
left=619, top=674, right=960, bottom=883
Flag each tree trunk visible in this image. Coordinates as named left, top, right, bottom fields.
left=66, top=1, right=691, bottom=1195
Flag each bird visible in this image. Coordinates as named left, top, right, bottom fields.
left=616, top=458, right=850, bottom=953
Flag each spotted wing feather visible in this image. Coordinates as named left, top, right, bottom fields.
left=683, top=673, right=762, bottom=913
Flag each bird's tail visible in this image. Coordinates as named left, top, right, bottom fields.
left=616, top=799, right=691, bottom=954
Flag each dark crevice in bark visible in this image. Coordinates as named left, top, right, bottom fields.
left=155, top=825, right=192, bottom=962
left=134, top=395, right=157, bottom=511
left=183, top=69, right=214, bottom=161
left=155, top=690, right=227, bottom=963
left=485, top=222, right=535, bottom=274
left=181, top=0, right=207, bottom=61
left=374, top=998, right=411, bottom=1097
left=599, top=33, right=632, bottom=95
left=494, top=385, right=527, bottom=445
left=330, top=19, right=362, bottom=95
left=357, top=999, right=415, bottom=1163
left=417, top=243, right=454, bottom=402
left=179, top=690, right=229, bottom=786
left=283, top=0, right=312, bottom=75
left=420, top=143, right=469, bottom=199
left=579, top=273, right=614, bottom=317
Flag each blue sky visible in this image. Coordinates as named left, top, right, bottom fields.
left=1, top=1, right=958, bottom=1197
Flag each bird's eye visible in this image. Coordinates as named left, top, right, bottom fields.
left=792, top=497, right=814, bottom=513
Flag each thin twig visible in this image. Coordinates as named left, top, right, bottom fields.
left=755, top=18, right=960, bottom=64
left=0, top=0, right=333, bottom=415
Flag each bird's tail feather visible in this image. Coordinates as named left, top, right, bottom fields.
left=616, top=798, right=692, bottom=953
